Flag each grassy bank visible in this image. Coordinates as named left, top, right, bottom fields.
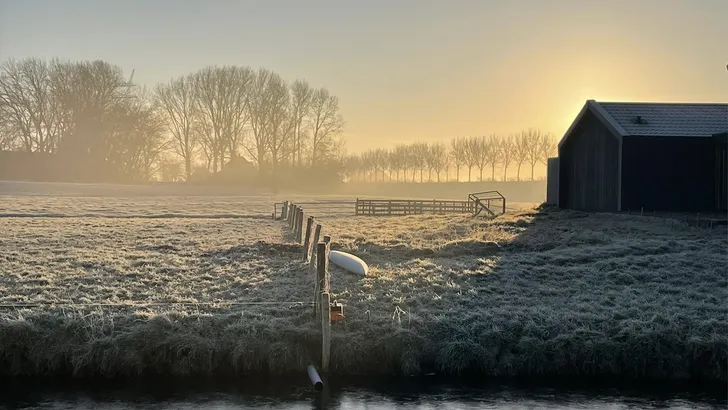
left=0, top=193, right=725, bottom=381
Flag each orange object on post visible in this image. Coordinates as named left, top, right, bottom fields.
left=330, top=302, right=344, bottom=322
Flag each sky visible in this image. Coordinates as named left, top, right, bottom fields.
left=0, top=0, right=726, bottom=154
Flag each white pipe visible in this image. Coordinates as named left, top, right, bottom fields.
left=307, top=365, right=323, bottom=391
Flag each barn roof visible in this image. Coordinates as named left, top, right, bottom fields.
left=559, top=100, right=728, bottom=148
left=599, top=101, right=728, bottom=137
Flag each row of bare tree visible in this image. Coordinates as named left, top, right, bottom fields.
left=155, top=66, right=344, bottom=181
left=1, top=57, right=556, bottom=186
left=345, top=131, right=556, bottom=183
left=0, top=57, right=344, bottom=183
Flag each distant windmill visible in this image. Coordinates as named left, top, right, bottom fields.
left=121, top=68, right=135, bottom=88
left=117, top=68, right=136, bottom=99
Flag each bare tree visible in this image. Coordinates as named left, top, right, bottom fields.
left=360, top=150, right=375, bottom=182
left=193, top=65, right=251, bottom=173
left=500, top=134, right=515, bottom=181
left=484, top=134, right=501, bottom=181
left=522, top=128, right=548, bottom=180
left=155, top=75, right=197, bottom=180
left=391, top=144, right=408, bottom=182
left=450, top=137, right=467, bottom=182
left=423, top=144, right=434, bottom=182
left=0, top=58, right=63, bottom=153
left=246, top=68, right=274, bottom=173
left=429, top=142, right=447, bottom=182
left=442, top=148, right=453, bottom=182
left=290, top=79, right=313, bottom=167
left=53, top=60, right=138, bottom=173
left=463, top=137, right=480, bottom=182
left=0, top=104, right=18, bottom=150
left=388, top=145, right=401, bottom=182
left=470, top=136, right=489, bottom=181
left=265, top=74, right=296, bottom=176
left=411, top=142, right=429, bottom=182
left=539, top=132, right=558, bottom=167
left=222, top=67, right=252, bottom=163
left=514, top=131, right=530, bottom=181
left=373, top=148, right=390, bottom=181
left=102, top=87, right=168, bottom=181
left=129, top=92, right=169, bottom=181
left=309, top=88, right=344, bottom=167
left=381, top=148, right=394, bottom=182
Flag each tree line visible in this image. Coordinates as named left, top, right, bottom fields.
left=0, top=57, right=557, bottom=187
left=0, top=58, right=344, bottom=184
left=345, top=131, right=556, bottom=183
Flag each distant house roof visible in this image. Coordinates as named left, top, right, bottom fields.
left=559, top=100, right=728, bottom=148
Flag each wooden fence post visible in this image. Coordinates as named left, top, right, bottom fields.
left=355, top=198, right=359, bottom=216
left=323, top=236, right=331, bottom=290
left=296, top=207, right=301, bottom=230
left=291, top=206, right=298, bottom=230
left=288, top=205, right=294, bottom=228
left=302, top=216, right=314, bottom=261
left=315, top=242, right=328, bottom=319
left=321, top=291, right=331, bottom=372
left=281, top=201, right=289, bottom=220
left=309, top=224, right=322, bottom=275
left=296, top=208, right=303, bottom=244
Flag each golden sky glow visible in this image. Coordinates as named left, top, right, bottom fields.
left=1, top=0, right=726, bottom=156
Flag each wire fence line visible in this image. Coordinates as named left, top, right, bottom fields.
left=0, top=301, right=314, bottom=309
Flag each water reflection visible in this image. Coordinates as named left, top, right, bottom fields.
left=0, top=376, right=724, bottom=410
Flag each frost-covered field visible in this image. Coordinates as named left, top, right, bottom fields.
left=0, top=184, right=725, bottom=382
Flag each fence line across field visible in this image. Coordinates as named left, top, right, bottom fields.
left=278, top=201, right=335, bottom=372
left=274, top=192, right=507, bottom=218
left=273, top=201, right=355, bottom=218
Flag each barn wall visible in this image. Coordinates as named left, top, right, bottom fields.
left=546, top=157, right=559, bottom=205
left=715, top=140, right=727, bottom=211
left=558, top=110, right=620, bottom=211
left=621, top=136, right=718, bottom=212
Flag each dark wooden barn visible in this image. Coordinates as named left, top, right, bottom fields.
left=551, top=100, right=728, bottom=213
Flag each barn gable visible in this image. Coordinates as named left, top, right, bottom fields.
left=559, top=100, right=728, bottom=146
